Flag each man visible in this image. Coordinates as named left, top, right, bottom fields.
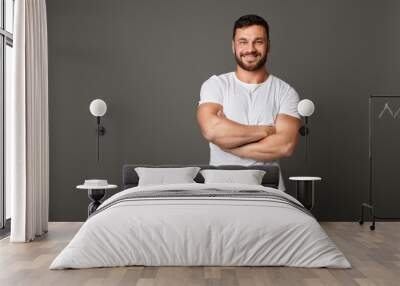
left=197, top=14, right=301, bottom=190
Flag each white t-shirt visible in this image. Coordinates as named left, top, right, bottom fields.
left=198, top=72, right=300, bottom=191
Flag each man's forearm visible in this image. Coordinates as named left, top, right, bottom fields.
left=208, top=117, right=274, bottom=149
left=224, top=133, right=297, bottom=161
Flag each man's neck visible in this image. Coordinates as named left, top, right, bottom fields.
left=235, top=67, right=269, bottom=84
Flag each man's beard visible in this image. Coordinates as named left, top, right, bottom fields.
left=234, top=50, right=267, bottom=72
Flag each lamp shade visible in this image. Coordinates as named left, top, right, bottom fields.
left=89, top=99, right=107, bottom=117
left=298, top=99, right=315, bottom=117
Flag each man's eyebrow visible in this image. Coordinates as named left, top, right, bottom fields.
left=237, top=37, right=265, bottom=41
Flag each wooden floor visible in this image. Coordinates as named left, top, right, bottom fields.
left=0, top=222, right=399, bottom=286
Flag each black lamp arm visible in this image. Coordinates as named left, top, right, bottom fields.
left=96, top=116, right=106, bottom=136
left=96, top=116, right=106, bottom=163
left=299, top=116, right=309, bottom=136
left=298, top=116, right=310, bottom=163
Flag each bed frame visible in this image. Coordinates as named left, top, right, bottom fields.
left=122, top=164, right=280, bottom=189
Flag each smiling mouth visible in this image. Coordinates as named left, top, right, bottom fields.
left=242, top=54, right=259, bottom=62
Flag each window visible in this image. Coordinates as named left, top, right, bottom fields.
left=1, top=0, right=14, bottom=230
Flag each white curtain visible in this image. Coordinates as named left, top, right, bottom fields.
left=7, top=0, right=49, bottom=242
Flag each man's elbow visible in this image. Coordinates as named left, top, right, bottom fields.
left=201, top=126, right=222, bottom=145
left=282, top=142, right=297, bottom=157
left=199, top=116, right=223, bottom=144
left=202, top=130, right=231, bottom=149
left=202, top=129, right=215, bottom=142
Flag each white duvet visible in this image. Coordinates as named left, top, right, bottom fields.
left=50, top=183, right=351, bottom=269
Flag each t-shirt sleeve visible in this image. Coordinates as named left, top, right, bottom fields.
left=198, top=75, right=223, bottom=106
left=278, top=87, right=301, bottom=119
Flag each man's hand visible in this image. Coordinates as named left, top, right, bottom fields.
left=265, top=125, right=276, bottom=137
left=217, top=109, right=226, bottom=118
left=197, top=103, right=275, bottom=149
left=223, top=114, right=300, bottom=160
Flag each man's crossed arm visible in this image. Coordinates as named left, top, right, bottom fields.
left=197, top=103, right=276, bottom=149
left=197, top=102, right=300, bottom=160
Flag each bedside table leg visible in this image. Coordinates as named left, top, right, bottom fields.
left=88, top=201, right=101, bottom=217
left=87, top=189, right=106, bottom=216
left=311, top=182, right=315, bottom=210
left=296, top=181, right=314, bottom=210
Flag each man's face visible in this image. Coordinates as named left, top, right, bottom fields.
left=232, top=25, right=269, bottom=72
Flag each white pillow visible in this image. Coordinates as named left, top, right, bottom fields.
left=135, top=167, right=201, bottom=186
left=200, top=169, right=266, bottom=185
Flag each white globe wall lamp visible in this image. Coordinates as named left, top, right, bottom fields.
left=89, top=99, right=107, bottom=162
left=297, top=99, right=315, bottom=163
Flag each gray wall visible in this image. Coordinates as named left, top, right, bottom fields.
left=47, top=0, right=400, bottom=221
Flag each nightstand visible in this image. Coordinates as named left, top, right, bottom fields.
left=289, top=176, right=322, bottom=210
left=76, top=183, right=117, bottom=217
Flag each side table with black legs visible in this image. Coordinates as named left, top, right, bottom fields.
left=289, top=176, right=322, bottom=210
left=76, top=182, right=117, bottom=217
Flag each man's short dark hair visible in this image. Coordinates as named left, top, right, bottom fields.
left=233, top=14, right=269, bottom=40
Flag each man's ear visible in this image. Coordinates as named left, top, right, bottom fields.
left=231, top=40, right=235, bottom=54
left=267, top=39, right=271, bottom=53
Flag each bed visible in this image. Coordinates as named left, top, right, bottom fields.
left=50, top=164, right=351, bottom=269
